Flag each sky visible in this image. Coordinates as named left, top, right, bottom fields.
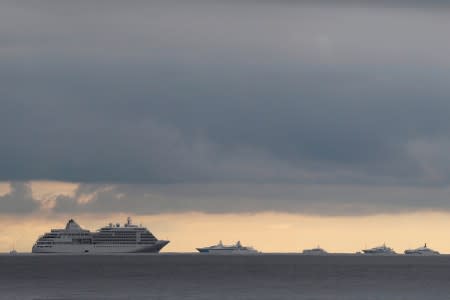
left=2, top=1, right=450, bottom=253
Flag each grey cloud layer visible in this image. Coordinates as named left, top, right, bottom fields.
left=0, top=182, right=39, bottom=214
left=1, top=181, right=449, bottom=216
left=53, top=183, right=450, bottom=216
left=2, top=1, right=450, bottom=199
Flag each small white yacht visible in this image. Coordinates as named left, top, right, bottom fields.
left=362, top=244, right=396, bottom=255
left=197, top=241, right=259, bottom=254
left=302, top=246, right=328, bottom=255
left=404, top=243, right=440, bottom=255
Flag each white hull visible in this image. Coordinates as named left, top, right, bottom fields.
left=302, top=251, right=327, bottom=255
left=203, top=249, right=259, bottom=254
left=404, top=251, right=439, bottom=256
left=32, top=241, right=169, bottom=254
left=362, top=252, right=397, bottom=255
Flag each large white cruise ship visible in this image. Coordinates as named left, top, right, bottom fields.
left=196, top=241, right=259, bottom=254
left=32, top=217, right=169, bottom=253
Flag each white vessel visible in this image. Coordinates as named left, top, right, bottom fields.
left=362, top=244, right=396, bottom=255
left=302, top=246, right=328, bottom=255
left=32, top=217, right=169, bottom=253
left=197, top=241, right=259, bottom=254
left=404, top=243, right=440, bottom=255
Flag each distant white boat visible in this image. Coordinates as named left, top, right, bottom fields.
left=404, top=243, right=440, bottom=255
left=362, top=244, right=396, bottom=255
left=9, top=249, right=18, bottom=255
left=197, top=241, right=259, bottom=254
left=302, top=246, right=328, bottom=255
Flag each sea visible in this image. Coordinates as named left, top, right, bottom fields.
left=1, top=254, right=450, bottom=300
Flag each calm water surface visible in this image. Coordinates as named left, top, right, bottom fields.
left=1, top=254, right=450, bottom=299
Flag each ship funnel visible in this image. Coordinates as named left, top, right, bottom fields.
left=65, top=219, right=82, bottom=231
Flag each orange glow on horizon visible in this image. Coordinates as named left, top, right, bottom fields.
left=1, top=211, right=450, bottom=254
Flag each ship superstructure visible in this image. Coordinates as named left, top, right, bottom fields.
left=32, top=217, right=169, bottom=253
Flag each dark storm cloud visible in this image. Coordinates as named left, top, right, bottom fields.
left=51, top=182, right=450, bottom=216
left=1, top=180, right=449, bottom=216
left=2, top=0, right=450, bottom=214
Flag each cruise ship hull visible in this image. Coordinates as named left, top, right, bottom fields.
left=32, top=240, right=169, bottom=254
